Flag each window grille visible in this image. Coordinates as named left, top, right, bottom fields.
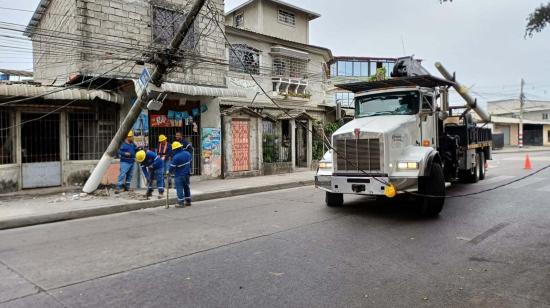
left=229, top=44, right=260, bottom=75
left=543, top=113, right=548, bottom=120
left=272, top=55, right=307, bottom=78
left=278, top=9, right=295, bottom=26
left=0, top=110, right=14, bottom=164
left=262, top=120, right=290, bottom=163
left=152, top=6, right=196, bottom=49
left=68, top=106, right=118, bottom=160
left=234, top=13, right=244, bottom=28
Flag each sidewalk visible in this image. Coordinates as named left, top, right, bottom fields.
left=0, top=171, right=315, bottom=230
left=493, top=146, right=550, bottom=154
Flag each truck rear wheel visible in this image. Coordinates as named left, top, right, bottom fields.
left=418, top=163, right=445, bottom=216
left=479, top=152, right=486, bottom=180
left=459, top=152, right=480, bottom=183
left=326, top=192, right=344, bottom=207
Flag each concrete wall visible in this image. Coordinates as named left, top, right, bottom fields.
left=226, top=0, right=259, bottom=32
left=225, top=32, right=329, bottom=108
left=31, top=0, right=80, bottom=84
left=544, top=125, right=550, bottom=146
left=260, top=0, right=309, bottom=44
left=32, top=0, right=227, bottom=87
left=0, top=165, right=19, bottom=193
left=510, top=124, right=519, bottom=146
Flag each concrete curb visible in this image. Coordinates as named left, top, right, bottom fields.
left=0, top=180, right=314, bottom=230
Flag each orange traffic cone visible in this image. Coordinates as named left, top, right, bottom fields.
left=524, top=154, right=533, bottom=170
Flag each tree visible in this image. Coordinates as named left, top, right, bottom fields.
left=441, top=1, right=550, bottom=37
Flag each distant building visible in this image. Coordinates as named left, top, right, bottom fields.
left=488, top=99, right=550, bottom=147
left=328, top=56, right=397, bottom=108
left=0, top=69, right=33, bottom=82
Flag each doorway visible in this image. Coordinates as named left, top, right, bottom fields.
left=295, top=120, right=308, bottom=168
left=21, top=112, right=61, bottom=188
left=231, top=119, right=250, bottom=172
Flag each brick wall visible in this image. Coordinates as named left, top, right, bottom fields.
left=32, top=0, right=227, bottom=87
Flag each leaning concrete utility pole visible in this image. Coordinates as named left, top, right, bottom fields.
left=519, top=78, right=525, bottom=148
left=435, top=62, right=491, bottom=123
left=83, top=0, right=207, bottom=193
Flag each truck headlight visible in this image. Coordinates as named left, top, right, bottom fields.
left=397, top=162, right=419, bottom=170
left=319, top=162, right=333, bottom=169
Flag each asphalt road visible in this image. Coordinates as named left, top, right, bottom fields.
left=1, top=151, right=549, bottom=308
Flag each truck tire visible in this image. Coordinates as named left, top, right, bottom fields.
left=418, top=163, right=445, bottom=216
left=479, top=152, right=486, bottom=180
left=326, top=192, right=344, bottom=207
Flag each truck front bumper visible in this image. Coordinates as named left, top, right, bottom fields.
left=315, top=175, right=418, bottom=195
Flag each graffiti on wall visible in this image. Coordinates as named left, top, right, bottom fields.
left=201, top=128, right=222, bottom=177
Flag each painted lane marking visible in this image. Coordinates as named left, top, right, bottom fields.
left=469, top=222, right=510, bottom=245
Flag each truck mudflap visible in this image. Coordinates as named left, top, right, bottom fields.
left=317, top=176, right=419, bottom=195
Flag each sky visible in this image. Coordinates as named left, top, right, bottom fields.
left=1, top=0, right=549, bottom=103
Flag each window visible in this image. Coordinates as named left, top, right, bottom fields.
left=152, top=6, right=196, bottom=49
left=278, top=9, right=296, bottom=26
left=330, top=63, right=337, bottom=77
left=353, top=62, right=361, bottom=77
left=272, top=55, right=307, bottom=78
left=334, top=92, right=355, bottom=108
left=234, top=13, right=244, bottom=28
left=543, top=113, right=548, bottom=120
left=360, top=62, right=369, bottom=77
left=0, top=110, right=14, bottom=164
left=548, top=130, right=550, bottom=142
left=229, top=44, right=260, bottom=75
left=68, top=107, right=118, bottom=160
left=337, top=61, right=346, bottom=76
left=369, top=62, right=377, bottom=77
left=356, top=91, right=420, bottom=117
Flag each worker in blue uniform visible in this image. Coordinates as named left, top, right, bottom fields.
left=169, top=141, right=192, bottom=208
left=136, top=150, right=165, bottom=199
left=115, top=131, right=138, bottom=194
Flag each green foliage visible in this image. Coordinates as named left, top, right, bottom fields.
left=263, top=134, right=280, bottom=163
left=369, top=67, right=386, bottom=82
left=312, top=121, right=343, bottom=160
left=526, top=3, right=550, bottom=37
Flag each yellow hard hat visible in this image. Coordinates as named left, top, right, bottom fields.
left=158, top=134, right=167, bottom=142
left=127, top=131, right=134, bottom=137
left=136, top=150, right=146, bottom=163
left=172, top=141, right=183, bottom=150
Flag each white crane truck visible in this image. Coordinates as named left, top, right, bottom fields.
left=315, top=58, right=492, bottom=216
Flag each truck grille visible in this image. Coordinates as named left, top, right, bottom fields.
left=335, top=138, right=382, bottom=171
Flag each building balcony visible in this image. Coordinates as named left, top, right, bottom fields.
left=272, top=77, right=310, bottom=100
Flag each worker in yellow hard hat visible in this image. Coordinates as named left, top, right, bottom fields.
left=115, top=131, right=138, bottom=194
left=169, top=141, right=192, bottom=207
left=136, top=149, right=165, bottom=199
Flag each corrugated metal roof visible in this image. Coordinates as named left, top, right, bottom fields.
left=161, top=83, right=248, bottom=98
left=0, top=69, right=33, bottom=77
left=0, top=84, right=127, bottom=104
left=336, top=76, right=455, bottom=93
left=277, top=109, right=314, bottom=120
left=24, top=0, right=51, bottom=37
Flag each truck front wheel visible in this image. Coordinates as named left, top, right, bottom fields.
left=417, top=163, right=445, bottom=216
left=326, top=192, right=344, bottom=207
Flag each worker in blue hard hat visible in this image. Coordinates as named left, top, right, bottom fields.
left=169, top=141, right=192, bottom=207
left=136, top=150, right=165, bottom=199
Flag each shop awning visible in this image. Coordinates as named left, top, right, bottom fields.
left=161, top=83, right=248, bottom=98
left=0, top=83, right=127, bottom=104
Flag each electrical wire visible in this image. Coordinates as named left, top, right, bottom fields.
left=204, top=0, right=550, bottom=200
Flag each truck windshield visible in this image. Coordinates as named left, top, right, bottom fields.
left=355, top=91, right=420, bottom=117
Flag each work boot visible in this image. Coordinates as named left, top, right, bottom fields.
left=185, top=201, right=192, bottom=207
left=176, top=202, right=185, bottom=208
left=158, top=192, right=164, bottom=200
left=145, top=191, right=153, bottom=198
left=114, top=189, right=120, bottom=195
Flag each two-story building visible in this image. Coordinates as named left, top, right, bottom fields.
left=0, top=0, right=245, bottom=192
left=488, top=99, right=550, bottom=147
left=222, top=0, right=333, bottom=176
